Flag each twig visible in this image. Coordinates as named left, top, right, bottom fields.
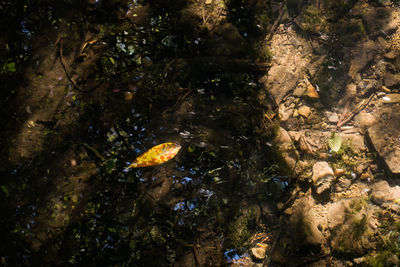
left=119, top=9, right=137, bottom=30
left=81, top=142, right=105, bottom=162
left=266, top=229, right=282, bottom=267
left=266, top=0, right=288, bottom=42
left=337, top=93, right=375, bottom=128
left=174, top=88, right=194, bottom=108
left=58, top=38, right=86, bottom=93
left=193, top=244, right=201, bottom=267
left=57, top=37, right=103, bottom=93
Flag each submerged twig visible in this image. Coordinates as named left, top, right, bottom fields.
left=266, top=0, right=288, bottom=42
left=81, top=142, right=105, bottom=162
left=337, top=93, right=375, bottom=128
left=174, top=88, right=194, bottom=108
left=57, top=37, right=85, bottom=93
left=57, top=37, right=102, bottom=93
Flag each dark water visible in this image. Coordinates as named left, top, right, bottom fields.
left=0, top=0, right=285, bottom=265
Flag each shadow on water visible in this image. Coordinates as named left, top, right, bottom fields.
left=0, top=0, right=289, bottom=265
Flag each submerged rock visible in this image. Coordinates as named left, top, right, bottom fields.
left=312, top=162, right=334, bottom=194
left=289, top=198, right=325, bottom=247
left=370, top=180, right=400, bottom=205
left=250, top=247, right=267, bottom=260
left=368, top=110, right=400, bottom=174
left=274, top=127, right=299, bottom=174
left=384, top=73, right=400, bottom=87
left=298, top=105, right=311, bottom=118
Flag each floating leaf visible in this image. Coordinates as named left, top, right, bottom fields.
left=328, top=133, right=342, bottom=152
left=127, top=142, right=181, bottom=168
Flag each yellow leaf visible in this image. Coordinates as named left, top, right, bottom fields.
left=128, top=142, right=181, bottom=168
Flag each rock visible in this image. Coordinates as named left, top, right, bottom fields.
left=330, top=197, right=375, bottom=253
left=382, top=93, right=400, bottom=104
left=298, top=105, right=311, bottom=118
left=360, top=173, right=370, bottom=181
left=384, top=51, right=398, bottom=59
left=306, top=82, right=319, bottom=99
left=355, top=164, right=365, bottom=175
left=292, top=81, right=307, bottom=97
left=327, top=113, right=339, bottom=123
left=278, top=104, right=293, bottom=121
left=327, top=201, right=348, bottom=230
left=274, top=127, right=299, bottom=174
left=333, top=176, right=351, bottom=192
left=368, top=110, right=400, bottom=174
left=250, top=247, right=266, bottom=260
left=339, top=133, right=366, bottom=153
left=353, top=257, right=366, bottom=264
left=289, top=198, right=326, bottom=247
left=370, top=180, right=400, bottom=205
left=312, top=162, right=334, bottom=194
left=384, top=73, right=400, bottom=87
left=354, top=111, right=377, bottom=130
left=348, top=42, right=376, bottom=79
left=334, top=168, right=345, bottom=177
left=374, top=59, right=387, bottom=78
left=354, top=5, right=394, bottom=35
left=259, top=26, right=314, bottom=105
left=288, top=131, right=301, bottom=142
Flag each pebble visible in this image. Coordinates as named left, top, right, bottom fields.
left=328, top=113, right=339, bottom=123
left=334, top=168, right=345, bottom=177
left=312, top=161, right=334, bottom=194
left=307, top=83, right=319, bottom=98
left=298, top=105, right=311, bottom=118
left=250, top=247, right=266, bottom=260
left=382, top=93, right=400, bottom=103
left=124, top=91, right=133, bottom=101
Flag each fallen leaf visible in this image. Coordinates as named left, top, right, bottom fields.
left=128, top=142, right=181, bottom=168
left=328, top=133, right=342, bottom=152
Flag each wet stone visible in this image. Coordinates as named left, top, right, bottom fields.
left=312, top=161, right=334, bottom=194
left=370, top=180, right=400, bottom=205
left=384, top=72, right=400, bottom=87
left=250, top=247, right=267, bottom=260
left=274, top=127, right=299, bottom=173
left=327, top=113, right=339, bottom=123
left=298, top=105, right=311, bottom=118
left=382, top=93, right=400, bottom=103
left=333, top=176, right=351, bottom=192
left=327, top=200, right=348, bottom=230
left=368, top=111, right=400, bottom=174
left=289, top=198, right=325, bottom=246
left=354, top=111, right=377, bottom=130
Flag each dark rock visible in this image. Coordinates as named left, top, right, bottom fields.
left=384, top=72, right=400, bottom=87
left=289, top=198, right=325, bottom=247
left=274, top=127, right=299, bottom=174
left=368, top=110, right=400, bottom=174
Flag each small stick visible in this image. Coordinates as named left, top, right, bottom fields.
left=337, top=93, right=375, bottom=128
left=58, top=37, right=85, bottom=93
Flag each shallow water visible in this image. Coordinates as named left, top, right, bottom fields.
left=0, top=0, right=284, bottom=265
